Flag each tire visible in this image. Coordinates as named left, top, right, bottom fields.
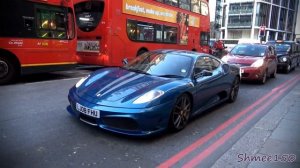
left=228, top=77, right=240, bottom=103
left=270, top=68, right=277, bottom=78
left=284, top=63, right=291, bottom=73
left=260, top=70, right=267, bottom=84
left=0, top=56, right=18, bottom=85
left=169, top=94, right=192, bottom=132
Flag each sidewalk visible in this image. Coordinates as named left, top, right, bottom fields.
left=212, top=81, right=300, bottom=168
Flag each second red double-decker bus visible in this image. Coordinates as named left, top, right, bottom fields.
left=0, top=0, right=76, bottom=84
left=74, top=0, right=210, bottom=66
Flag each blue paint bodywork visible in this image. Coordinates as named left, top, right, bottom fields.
left=67, top=50, right=240, bottom=136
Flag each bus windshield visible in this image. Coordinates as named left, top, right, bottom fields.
left=75, top=1, right=104, bottom=32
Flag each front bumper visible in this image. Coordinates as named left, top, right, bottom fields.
left=277, top=62, right=289, bottom=70
left=67, top=91, right=174, bottom=136
left=240, top=67, right=264, bottom=81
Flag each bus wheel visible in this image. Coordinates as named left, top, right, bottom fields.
left=137, top=49, right=148, bottom=56
left=0, top=56, right=18, bottom=85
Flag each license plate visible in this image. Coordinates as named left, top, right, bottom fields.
left=76, top=103, right=100, bottom=118
left=77, top=40, right=99, bottom=53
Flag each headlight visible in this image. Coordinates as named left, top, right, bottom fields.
left=282, top=57, right=287, bottom=62
left=251, top=59, right=264, bottom=67
left=133, top=90, right=164, bottom=104
left=75, top=75, right=89, bottom=88
left=221, top=56, right=229, bottom=63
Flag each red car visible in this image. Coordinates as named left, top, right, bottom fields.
left=221, top=44, right=277, bottom=84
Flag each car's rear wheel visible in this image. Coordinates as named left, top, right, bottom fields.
left=228, top=77, right=240, bottom=103
left=169, top=94, right=191, bottom=132
left=260, top=71, right=267, bottom=84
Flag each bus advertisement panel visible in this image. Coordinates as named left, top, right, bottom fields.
left=0, top=0, right=76, bottom=84
left=74, top=0, right=210, bottom=66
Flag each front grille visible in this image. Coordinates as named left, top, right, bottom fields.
left=102, top=117, right=139, bottom=131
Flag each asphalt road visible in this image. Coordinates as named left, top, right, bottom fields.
left=0, top=68, right=299, bottom=168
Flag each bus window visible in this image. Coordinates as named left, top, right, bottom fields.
left=155, top=24, right=163, bottom=42
left=200, top=32, right=210, bottom=46
left=127, top=20, right=137, bottom=41
left=36, top=7, right=67, bottom=39
left=179, top=0, right=191, bottom=10
left=200, top=1, right=209, bottom=15
left=75, top=1, right=104, bottom=32
left=191, top=0, right=201, bottom=13
left=164, top=26, right=178, bottom=43
left=137, top=22, right=155, bottom=42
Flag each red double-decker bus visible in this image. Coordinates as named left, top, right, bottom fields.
left=74, top=0, right=210, bottom=66
left=0, top=0, right=76, bottom=84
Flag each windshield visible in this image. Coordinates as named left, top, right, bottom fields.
left=124, top=52, right=193, bottom=78
left=274, top=44, right=290, bottom=52
left=230, top=44, right=267, bottom=57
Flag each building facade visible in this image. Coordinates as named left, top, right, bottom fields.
left=220, top=0, right=299, bottom=41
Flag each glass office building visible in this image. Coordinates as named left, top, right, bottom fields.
left=220, top=0, right=299, bottom=41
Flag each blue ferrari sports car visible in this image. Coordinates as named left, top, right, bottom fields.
left=67, top=50, right=240, bottom=136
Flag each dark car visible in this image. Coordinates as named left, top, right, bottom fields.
left=67, top=50, right=240, bottom=136
left=222, top=43, right=277, bottom=84
left=266, top=40, right=299, bottom=73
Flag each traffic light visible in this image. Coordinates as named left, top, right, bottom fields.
left=259, top=26, right=266, bottom=37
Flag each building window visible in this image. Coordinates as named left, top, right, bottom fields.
left=255, top=3, right=270, bottom=27
left=277, top=32, right=284, bottom=40
left=289, top=0, right=295, bottom=9
left=273, top=0, right=280, bottom=5
left=287, top=10, right=294, bottom=32
left=281, top=0, right=288, bottom=7
left=279, top=8, right=287, bottom=30
left=270, top=6, right=279, bottom=29
left=268, top=31, right=275, bottom=40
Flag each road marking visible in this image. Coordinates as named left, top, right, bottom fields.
left=157, top=75, right=300, bottom=168
left=183, top=77, right=300, bottom=168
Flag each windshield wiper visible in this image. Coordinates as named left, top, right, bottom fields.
left=157, top=74, right=183, bottom=78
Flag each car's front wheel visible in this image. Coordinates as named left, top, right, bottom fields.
left=169, top=94, right=191, bottom=132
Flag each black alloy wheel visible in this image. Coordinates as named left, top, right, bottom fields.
left=228, top=77, right=240, bottom=103
left=169, top=94, right=192, bottom=132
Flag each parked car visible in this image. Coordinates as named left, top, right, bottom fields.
left=67, top=50, right=240, bottom=136
left=222, top=43, right=277, bottom=84
left=266, top=40, right=299, bottom=73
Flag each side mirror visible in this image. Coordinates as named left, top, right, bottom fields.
left=122, top=58, right=128, bottom=65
